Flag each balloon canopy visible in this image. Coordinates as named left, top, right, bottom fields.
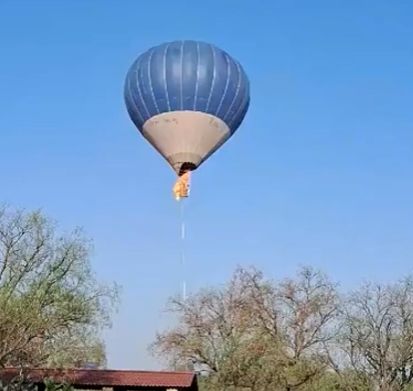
left=125, top=40, right=250, bottom=178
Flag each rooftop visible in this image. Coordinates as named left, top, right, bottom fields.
left=0, top=368, right=197, bottom=390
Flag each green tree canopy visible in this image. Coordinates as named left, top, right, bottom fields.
left=0, top=206, right=119, bottom=368
left=152, top=267, right=338, bottom=391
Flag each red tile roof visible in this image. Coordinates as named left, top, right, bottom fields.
left=0, top=368, right=197, bottom=389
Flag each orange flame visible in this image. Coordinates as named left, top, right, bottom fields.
left=173, top=171, right=191, bottom=201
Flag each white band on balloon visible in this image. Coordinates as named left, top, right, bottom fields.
left=142, top=111, right=231, bottom=174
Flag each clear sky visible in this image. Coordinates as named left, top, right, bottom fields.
left=1, top=0, right=412, bottom=370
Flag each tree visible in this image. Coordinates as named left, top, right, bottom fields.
left=337, top=278, right=413, bottom=391
left=0, top=376, right=37, bottom=391
left=0, top=206, right=119, bottom=368
left=0, top=374, right=74, bottom=391
left=152, top=266, right=338, bottom=391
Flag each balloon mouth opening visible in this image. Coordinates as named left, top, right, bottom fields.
left=178, top=162, right=197, bottom=176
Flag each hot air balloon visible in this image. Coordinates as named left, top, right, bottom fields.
left=124, top=40, right=250, bottom=200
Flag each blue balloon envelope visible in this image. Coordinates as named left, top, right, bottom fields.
left=124, top=40, right=250, bottom=175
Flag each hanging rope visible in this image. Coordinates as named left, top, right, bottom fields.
left=179, top=199, right=187, bottom=301
left=173, top=169, right=191, bottom=301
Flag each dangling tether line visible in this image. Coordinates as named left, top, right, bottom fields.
left=173, top=170, right=191, bottom=301
left=179, top=198, right=187, bottom=301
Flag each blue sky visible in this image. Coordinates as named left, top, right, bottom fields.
left=1, top=1, right=412, bottom=369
